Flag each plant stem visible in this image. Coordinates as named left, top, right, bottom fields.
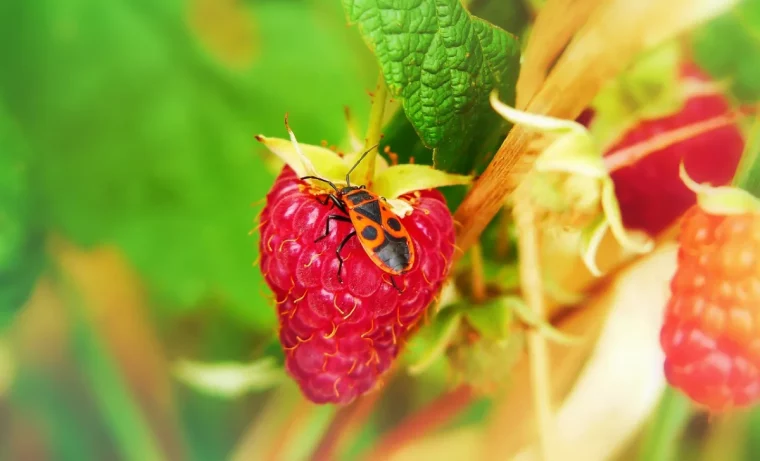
left=308, top=365, right=398, bottom=461
left=51, top=267, right=166, bottom=461
left=452, top=0, right=736, bottom=259
left=311, top=390, right=383, bottom=461
left=496, top=208, right=513, bottom=259
left=700, top=412, right=749, bottom=461
left=263, top=397, right=319, bottom=461
left=512, top=185, right=554, bottom=461
left=637, top=387, right=692, bottom=461
left=604, top=113, right=742, bottom=173
left=229, top=383, right=301, bottom=461
left=362, top=385, right=473, bottom=461
left=470, top=243, right=487, bottom=303
left=364, top=73, right=388, bottom=185
left=732, top=103, right=760, bottom=192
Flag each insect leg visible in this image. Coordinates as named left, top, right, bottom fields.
left=329, top=195, right=349, bottom=215
left=336, top=231, right=357, bottom=284
left=315, top=215, right=352, bottom=243
left=315, top=194, right=349, bottom=216
left=389, top=276, right=403, bottom=293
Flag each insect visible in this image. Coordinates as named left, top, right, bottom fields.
left=301, top=146, right=414, bottom=292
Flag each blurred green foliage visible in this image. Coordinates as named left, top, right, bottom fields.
left=693, top=0, right=760, bottom=196
left=10, top=368, right=104, bottom=460
left=0, top=0, right=376, bottom=329
left=693, top=0, right=760, bottom=102
left=0, top=1, right=377, bottom=457
left=63, top=277, right=165, bottom=461
left=0, top=105, right=44, bottom=328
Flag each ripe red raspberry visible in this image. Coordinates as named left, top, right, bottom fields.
left=259, top=166, right=455, bottom=404
left=660, top=205, right=760, bottom=412
left=586, top=63, right=744, bottom=236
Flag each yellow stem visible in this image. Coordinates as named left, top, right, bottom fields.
left=732, top=102, right=760, bottom=189
left=230, top=384, right=301, bottom=461
left=364, top=72, right=388, bottom=185
left=470, top=243, right=487, bottom=303
left=513, top=183, right=554, bottom=461
left=496, top=207, right=513, bottom=259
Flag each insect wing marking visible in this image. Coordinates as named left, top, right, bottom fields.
left=352, top=200, right=383, bottom=224
left=348, top=203, right=415, bottom=275
left=345, top=190, right=374, bottom=206
left=373, top=230, right=414, bottom=274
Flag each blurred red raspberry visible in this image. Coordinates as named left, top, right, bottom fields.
left=661, top=205, right=760, bottom=411
left=585, top=63, right=744, bottom=235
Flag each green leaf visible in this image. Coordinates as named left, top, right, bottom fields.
left=692, top=0, right=760, bottom=101
left=0, top=339, right=12, bottom=398
left=0, top=106, right=44, bottom=329
left=407, top=305, right=463, bottom=375
left=733, top=109, right=760, bottom=195
left=345, top=0, right=521, bottom=174
left=744, top=405, right=760, bottom=461
left=0, top=0, right=375, bottom=328
left=469, top=0, right=531, bottom=37
left=637, top=387, right=693, bottom=461
left=372, top=164, right=472, bottom=199
left=463, top=298, right=513, bottom=341
left=374, top=0, right=531, bottom=178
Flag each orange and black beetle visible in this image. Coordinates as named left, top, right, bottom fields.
left=301, top=147, right=414, bottom=292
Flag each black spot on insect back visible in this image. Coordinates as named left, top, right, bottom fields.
left=361, top=226, right=378, bottom=241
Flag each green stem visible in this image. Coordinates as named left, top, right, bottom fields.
left=512, top=185, right=554, bottom=461
left=364, top=73, right=388, bottom=185
left=52, top=268, right=166, bottom=461
left=638, top=387, right=692, bottom=461
left=362, top=386, right=474, bottom=461
left=732, top=104, right=760, bottom=193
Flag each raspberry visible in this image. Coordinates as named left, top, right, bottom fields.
left=603, top=63, right=744, bottom=235
left=660, top=205, right=760, bottom=412
left=259, top=166, right=455, bottom=404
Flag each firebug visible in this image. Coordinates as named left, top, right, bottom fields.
left=301, top=147, right=415, bottom=292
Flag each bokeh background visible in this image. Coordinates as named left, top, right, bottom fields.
left=0, top=0, right=380, bottom=458
left=3, top=0, right=760, bottom=460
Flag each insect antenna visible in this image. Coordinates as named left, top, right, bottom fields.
left=301, top=176, right=339, bottom=191
left=345, top=143, right=380, bottom=187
